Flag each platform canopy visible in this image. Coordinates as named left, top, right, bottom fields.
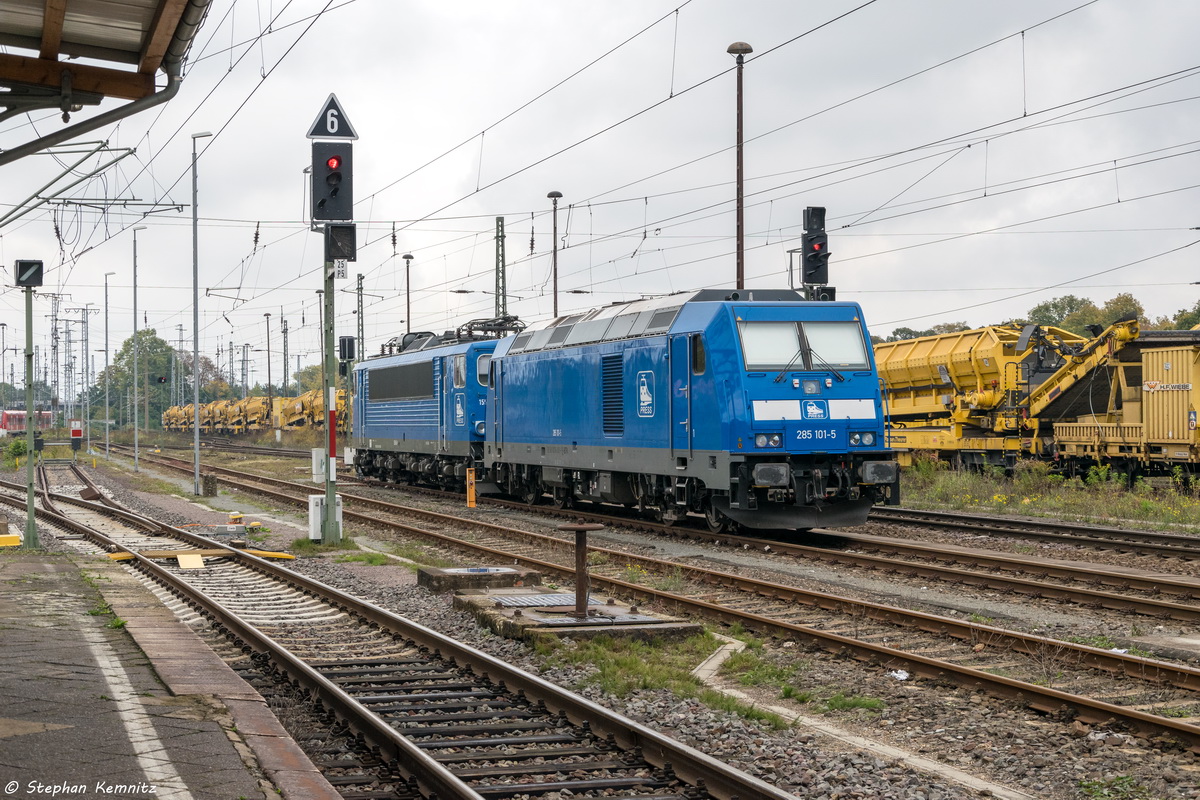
left=0, top=0, right=213, bottom=165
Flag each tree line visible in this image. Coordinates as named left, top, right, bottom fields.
left=874, top=293, right=1200, bottom=343
left=0, top=328, right=330, bottom=429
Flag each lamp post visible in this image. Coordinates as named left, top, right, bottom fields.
left=191, top=130, right=212, bottom=496
left=132, top=225, right=147, bottom=471
left=547, top=191, right=562, bottom=317
left=727, top=41, right=752, bottom=291
left=104, top=271, right=114, bottom=458
left=80, top=303, right=93, bottom=452
left=402, top=254, right=413, bottom=334
left=0, top=322, right=6, bottom=410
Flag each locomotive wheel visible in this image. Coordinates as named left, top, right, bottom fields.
left=552, top=488, right=573, bottom=509
left=655, top=502, right=678, bottom=527
left=704, top=502, right=732, bottom=533
left=522, top=486, right=542, bottom=505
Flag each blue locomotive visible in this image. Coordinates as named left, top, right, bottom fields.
left=350, top=290, right=899, bottom=531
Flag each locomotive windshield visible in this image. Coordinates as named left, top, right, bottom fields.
left=738, top=320, right=869, bottom=371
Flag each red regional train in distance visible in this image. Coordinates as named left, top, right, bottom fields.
left=0, top=410, right=54, bottom=436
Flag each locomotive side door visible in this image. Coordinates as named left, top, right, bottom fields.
left=438, top=356, right=448, bottom=453
left=670, top=335, right=691, bottom=460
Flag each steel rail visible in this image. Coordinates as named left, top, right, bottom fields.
left=90, top=452, right=1200, bottom=752
left=128, top=449, right=1200, bottom=623
left=871, top=505, right=1200, bottom=558
left=25, top=477, right=794, bottom=800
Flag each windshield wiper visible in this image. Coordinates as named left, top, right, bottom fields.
left=809, top=348, right=845, bottom=382
left=773, top=347, right=805, bottom=383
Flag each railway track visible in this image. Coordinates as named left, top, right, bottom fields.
left=99, top=448, right=1200, bottom=753
left=870, top=505, right=1200, bottom=560
left=17, top=464, right=791, bottom=800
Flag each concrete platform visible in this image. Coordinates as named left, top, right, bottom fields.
left=453, top=586, right=702, bottom=642
left=0, top=551, right=339, bottom=800
left=417, top=564, right=541, bottom=593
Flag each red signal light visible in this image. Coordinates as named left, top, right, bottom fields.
left=326, top=155, right=342, bottom=170
left=813, top=242, right=822, bottom=251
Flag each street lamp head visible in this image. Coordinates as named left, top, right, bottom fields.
left=133, top=225, right=147, bottom=232
left=191, top=131, right=213, bottom=139
left=727, top=41, right=753, bottom=57
left=402, top=253, right=413, bottom=263
left=547, top=190, right=563, bottom=200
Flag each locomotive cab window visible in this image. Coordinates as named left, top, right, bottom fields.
left=737, top=320, right=868, bottom=371
left=738, top=321, right=803, bottom=370
left=476, top=354, right=491, bottom=386
left=802, top=322, right=869, bottom=368
left=691, top=334, right=706, bottom=374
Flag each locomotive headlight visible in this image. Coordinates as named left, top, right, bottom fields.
left=755, top=433, right=783, bottom=448
left=849, top=431, right=876, bottom=446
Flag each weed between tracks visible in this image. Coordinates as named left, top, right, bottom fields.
left=720, top=648, right=885, bottom=715
left=903, top=455, right=1200, bottom=533
left=1077, top=775, right=1156, bottom=799
left=534, top=632, right=789, bottom=729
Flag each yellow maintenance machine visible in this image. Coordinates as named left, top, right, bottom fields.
left=161, top=388, right=352, bottom=437
left=1053, top=328, right=1200, bottom=473
left=283, top=389, right=320, bottom=428
left=875, top=319, right=1142, bottom=469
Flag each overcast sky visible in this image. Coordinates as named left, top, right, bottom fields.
left=2, top=0, right=1198, bottom=392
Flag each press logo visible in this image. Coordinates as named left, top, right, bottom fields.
left=637, top=371, right=654, bottom=417
left=802, top=400, right=828, bottom=420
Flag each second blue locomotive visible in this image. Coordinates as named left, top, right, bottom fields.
left=349, top=289, right=899, bottom=531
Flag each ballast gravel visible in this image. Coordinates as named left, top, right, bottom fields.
left=33, top=462, right=1200, bottom=800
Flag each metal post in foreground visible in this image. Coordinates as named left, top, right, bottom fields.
left=191, top=131, right=212, bottom=495
left=322, top=257, right=339, bottom=543
left=24, top=286, right=38, bottom=549
left=559, top=522, right=604, bottom=618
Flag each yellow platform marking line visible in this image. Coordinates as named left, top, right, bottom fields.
left=0, top=535, right=22, bottom=548
left=107, top=548, right=294, bottom=561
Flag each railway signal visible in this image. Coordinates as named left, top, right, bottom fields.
left=325, top=223, right=356, bottom=262
left=14, top=259, right=43, bottom=287
left=311, top=142, right=353, bottom=221
left=801, top=206, right=829, bottom=286
left=305, top=93, right=360, bottom=546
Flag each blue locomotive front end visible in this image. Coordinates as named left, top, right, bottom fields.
left=484, top=289, right=898, bottom=531
left=711, top=295, right=899, bottom=528
left=350, top=329, right=500, bottom=489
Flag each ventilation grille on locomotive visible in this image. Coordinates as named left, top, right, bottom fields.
left=602, top=355, right=624, bottom=435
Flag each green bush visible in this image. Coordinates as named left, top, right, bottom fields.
left=6, top=438, right=27, bottom=459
